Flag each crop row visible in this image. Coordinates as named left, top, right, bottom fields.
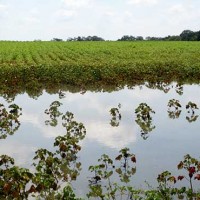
left=0, top=41, right=200, bottom=85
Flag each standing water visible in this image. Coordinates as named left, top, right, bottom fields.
left=0, top=82, right=200, bottom=198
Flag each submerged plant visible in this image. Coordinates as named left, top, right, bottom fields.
left=177, top=154, right=200, bottom=198
left=88, top=148, right=137, bottom=199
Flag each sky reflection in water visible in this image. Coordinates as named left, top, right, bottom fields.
left=0, top=83, right=200, bottom=196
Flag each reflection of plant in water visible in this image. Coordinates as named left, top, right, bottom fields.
left=135, top=103, right=155, bottom=140
left=62, top=111, right=86, bottom=141
left=45, top=101, right=63, bottom=126
left=0, top=104, right=85, bottom=199
left=175, top=84, right=183, bottom=95
left=32, top=108, right=86, bottom=198
left=0, top=103, right=22, bottom=139
left=88, top=148, right=137, bottom=200
left=167, top=99, right=182, bottom=119
left=109, top=104, right=121, bottom=127
left=186, top=101, right=199, bottom=123
left=58, top=90, right=66, bottom=99
left=1, top=99, right=200, bottom=199
left=145, top=82, right=171, bottom=93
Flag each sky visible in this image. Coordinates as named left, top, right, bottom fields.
left=0, top=0, right=199, bottom=41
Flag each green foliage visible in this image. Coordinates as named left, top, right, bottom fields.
left=1, top=41, right=200, bottom=97
left=88, top=148, right=137, bottom=199
left=56, top=185, right=83, bottom=200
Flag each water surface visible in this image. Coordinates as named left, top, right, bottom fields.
left=0, top=82, right=200, bottom=197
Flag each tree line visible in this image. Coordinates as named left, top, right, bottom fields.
left=51, top=30, right=200, bottom=42
left=52, top=35, right=104, bottom=42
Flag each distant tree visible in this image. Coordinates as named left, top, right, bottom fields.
left=136, top=36, right=144, bottom=41
left=90, top=36, right=104, bottom=41
left=197, top=31, right=200, bottom=41
left=164, top=35, right=181, bottom=41
left=67, top=37, right=74, bottom=41
left=66, top=36, right=104, bottom=41
left=118, top=35, right=136, bottom=41
left=180, top=30, right=196, bottom=41
left=52, top=38, right=63, bottom=42
left=145, top=36, right=163, bottom=41
left=76, top=36, right=83, bottom=41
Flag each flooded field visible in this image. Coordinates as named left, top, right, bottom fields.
left=1, top=82, right=200, bottom=199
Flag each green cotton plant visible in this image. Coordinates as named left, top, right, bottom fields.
left=87, top=148, right=137, bottom=200
left=177, top=154, right=200, bottom=199
left=55, top=185, right=83, bottom=200
left=1, top=41, right=200, bottom=94
left=115, top=148, right=136, bottom=183
left=156, top=171, right=177, bottom=199
left=153, top=154, right=200, bottom=200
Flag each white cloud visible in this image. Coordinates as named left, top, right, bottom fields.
left=56, top=9, right=77, bottom=18
left=0, top=0, right=200, bottom=40
left=0, top=4, right=7, bottom=10
left=127, top=0, right=158, bottom=5
left=169, top=4, right=185, bottom=13
left=86, top=122, right=137, bottom=150
left=104, top=11, right=116, bottom=17
left=62, top=0, right=91, bottom=8
left=166, top=2, right=200, bottom=32
left=0, top=141, right=36, bottom=166
left=20, top=111, right=65, bottom=138
left=24, top=16, right=40, bottom=23
left=29, top=8, right=39, bottom=15
left=0, top=3, right=8, bottom=18
left=124, top=11, right=133, bottom=17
